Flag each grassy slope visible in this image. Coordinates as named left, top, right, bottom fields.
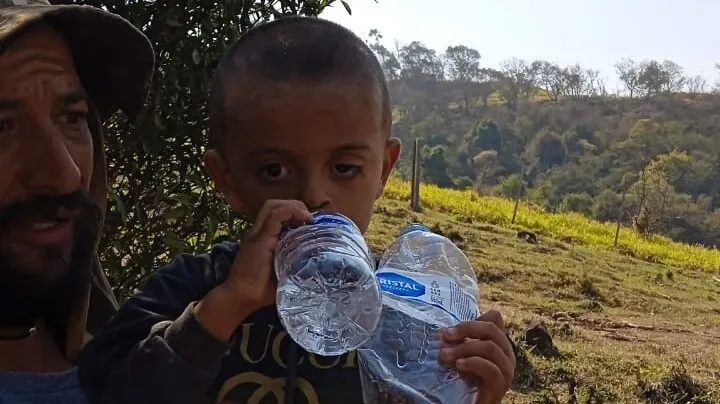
left=367, top=178, right=720, bottom=403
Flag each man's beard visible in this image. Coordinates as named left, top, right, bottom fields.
left=0, top=190, right=101, bottom=332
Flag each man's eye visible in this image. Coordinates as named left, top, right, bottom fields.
left=60, top=111, right=88, bottom=127
left=333, top=164, right=361, bottom=176
left=260, top=164, right=289, bottom=180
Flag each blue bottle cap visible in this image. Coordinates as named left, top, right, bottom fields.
left=312, top=212, right=354, bottom=227
left=399, top=223, right=430, bottom=237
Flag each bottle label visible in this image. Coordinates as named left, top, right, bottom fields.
left=375, top=269, right=479, bottom=322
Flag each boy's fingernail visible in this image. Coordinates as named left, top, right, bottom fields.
left=456, top=358, right=467, bottom=369
left=440, top=348, right=453, bottom=362
left=446, top=327, right=457, bottom=337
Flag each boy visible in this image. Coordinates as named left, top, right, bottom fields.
left=80, top=16, right=515, bottom=404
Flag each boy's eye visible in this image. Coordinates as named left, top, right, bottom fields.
left=259, top=163, right=289, bottom=180
left=333, top=164, right=361, bottom=177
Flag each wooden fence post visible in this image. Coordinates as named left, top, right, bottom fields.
left=614, top=189, right=628, bottom=247
left=511, top=167, right=525, bottom=225
left=410, top=138, right=422, bottom=212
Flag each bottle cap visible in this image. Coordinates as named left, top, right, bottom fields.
left=313, top=212, right=356, bottom=228
left=399, top=223, right=430, bottom=237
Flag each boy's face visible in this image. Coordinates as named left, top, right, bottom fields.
left=204, top=80, right=400, bottom=233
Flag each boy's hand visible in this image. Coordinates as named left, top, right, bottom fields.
left=195, top=200, right=313, bottom=341
left=438, top=310, right=515, bottom=404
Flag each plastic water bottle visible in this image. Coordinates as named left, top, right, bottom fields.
left=358, top=224, right=480, bottom=403
left=274, top=212, right=383, bottom=356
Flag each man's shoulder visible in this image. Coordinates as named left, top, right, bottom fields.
left=0, top=368, right=89, bottom=404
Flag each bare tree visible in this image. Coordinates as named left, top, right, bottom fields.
left=685, top=75, right=707, bottom=93
left=564, top=64, right=596, bottom=99
left=536, top=61, right=566, bottom=101
left=476, top=68, right=499, bottom=108
left=497, top=58, right=537, bottom=107
left=594, top=74, right=608, bottom=97
left=615, top=58, right=641, bottom=98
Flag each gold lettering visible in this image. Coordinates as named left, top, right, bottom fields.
left=307, top=353, right=341, bottom=369
left=238, top=323, right=274, bottom=364
left=216, top=372, right=319, bottom=404
left=271, top=331, right=304, bottom=369
left=342, top=350, right=358, bottom=368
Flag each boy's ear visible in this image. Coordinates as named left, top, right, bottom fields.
left=203, top=149, right=245, bottom=213
left=376, top=137, right=401, bottom=199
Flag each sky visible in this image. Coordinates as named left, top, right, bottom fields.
left=322, top=0, right=719, bottom=92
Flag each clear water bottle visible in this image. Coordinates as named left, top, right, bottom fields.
left=274, top=212, right=383, bottom=356
left=358, top=224, right=480, bottom=403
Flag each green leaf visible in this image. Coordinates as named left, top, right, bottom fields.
left=205, top=214, right=218, bottom=247
left=162, top=231, right=188, bottom=252
left=192, top=49, right=201, bottom=65
left=163, top=206, right=190, bottom=221
left=111, top=192, right=128, bottom=221
left=341, top=0, right=352, bottom=15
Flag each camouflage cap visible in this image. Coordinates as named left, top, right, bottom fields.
left=0, top=0, right=154, bottom=121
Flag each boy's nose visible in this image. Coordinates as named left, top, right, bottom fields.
left=299, top=180, right=330, bottom=213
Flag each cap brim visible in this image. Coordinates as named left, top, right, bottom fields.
left=0, top=5, right=154, bottom=121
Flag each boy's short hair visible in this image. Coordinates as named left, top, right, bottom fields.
left=208, top=16, right=391, bottom=149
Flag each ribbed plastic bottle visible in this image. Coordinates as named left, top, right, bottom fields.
left=274, top=212, right=383, bottom=356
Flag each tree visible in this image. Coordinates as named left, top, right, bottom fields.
left=443, top=45, right=481, bottom=82
left=632, top=167, right=671, bottom=235
left=367, top=29, right=401, bottom=82
left=536, top=61, right=566, bottom=102
left=659, top=60, right=685, bottom=93
left=56, top=0, right=354, bottom=300
left=398, top=41, right=444, bottom=81
left=615, top=58, right=641, bottom=98
left=613, top=118, right=666, bottom=171
left=563, top=64, right=596, bottom=99
left=559, top=192, right=594, bottom=216
left=477, top=68, right=500, bottom=108
left=497, top=58, right=537, bottom=108
left=422, top=145, right=454, bottom=187
left=592, top=189, right=622, bottom=222
left=530, top=129, right=566, bottom=169
left=465, top=119, right=502, bottom=155
left=473, top=150, right=500, bottom=187
left=636, top=60, right=685, bottom=97
left=442, top=45, right=481, bottom=114
left=637, top=60, right=664, bottom=97
left=684, top=75, right=707, bottom=93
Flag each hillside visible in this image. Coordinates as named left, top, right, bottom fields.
left=370, top=179, right=720, bottom=403
left=364, top=33, right=720, bottom=250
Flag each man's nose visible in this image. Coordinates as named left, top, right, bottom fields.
left=22, top=136, right=83, bottom=196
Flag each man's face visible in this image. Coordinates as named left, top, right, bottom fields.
left=205, top=79, right=400, bottom=233
left=0, top=25, right=99, bottom=327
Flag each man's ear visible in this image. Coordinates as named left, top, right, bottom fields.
left=203, top=149, right=244, bottom=212
left=376, top=137, right=402, bottom=199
